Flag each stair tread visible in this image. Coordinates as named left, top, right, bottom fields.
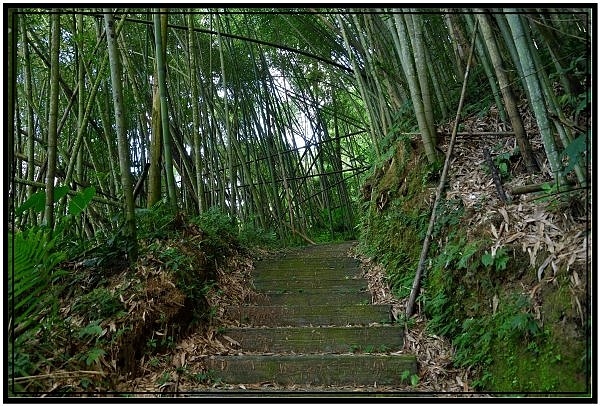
left=222, top=325, right=404, bottom=353
left=204, top=353, right=417, bottom=386
left=226, top=304, right=392, bottom=327
left=209, top=242, right=417, bottom=387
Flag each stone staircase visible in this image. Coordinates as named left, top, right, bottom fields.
left=204, top=241, right=417, bottom=388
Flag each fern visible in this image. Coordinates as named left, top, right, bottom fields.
left=8, top=228, right=66, bottom=337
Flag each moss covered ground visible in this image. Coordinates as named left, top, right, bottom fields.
left=356, top=135, right=590, bottom=395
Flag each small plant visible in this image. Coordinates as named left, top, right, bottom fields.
left=481, top=247, right=509, bottom=272
left=157, top=372, right=171, bottom=385
left=80, top=377, right=92, bottom=389
left=191, top=207, right=238, bottom=258
left=558, top=134, right=588, bottom=178
left=400, top=370, right=420, bottom=386
left=497, top=294, right=541, bottom=340
left=239, top=222, right=277, bottom=247
left=146, top=338, right=158, bottom=351
left=410, top=374, right=420, bottom=387
left=81, top=347, right=106, bottom=367
left=432, top=197, right=464, bottom=237
left=77, top=321, right=104, bottom=341
left=378, top=344, right=390, bottom=352
left=349, top=344, right=360, bottom=353
left=72, top=287, right=124, bottom=321
left=493, top=151, right=511, bottom=179
left=148, top=356, right=162, bottom=367
left=192, top=372, right=210, bottom=383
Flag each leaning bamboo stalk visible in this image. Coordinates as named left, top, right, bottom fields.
left=508, top=180, right=577, bottom=196
left=405, top=20, right=479, bottom=318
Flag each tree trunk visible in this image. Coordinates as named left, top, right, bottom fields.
left=408, top=12, right=436, bottom=140
left=393, top=11, right=438, bottom=163
left=8, top=8, right=17, bottom=218
left=336, top=14, right=381, bottom=159
left=153, top=9, right=178, bottom=210
left=187, top=14, right=206, bottom=214
left=464, top=14, right=507, bottom=124
left=476, top=11, right=538, bottom=173
left=506, top=12, right=563, bottom=182
left=21, top=16, right=38, bottom=226
left=147, top=76, right=162, bottom=207
left=216, top=16, right=237, bottom=217
left=104, top=10, right=138, bottom=261
left=45, top=11, right=60, bottom=231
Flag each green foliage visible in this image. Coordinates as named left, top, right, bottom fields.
left=81, top=347, right=106, bottom=367
left=358, top=150, right=431, bottom=299
left=552, top=55, right=590, bottom=114
left=432, top=197, right=464, bottom=237
left=424, top=236, right=483, bottom=336
left=77, top=321, right=104, bottom=339
left=8, top=227, right=69, bottom=387
left=481, top=247, right=509, bottom=272
left=487, top=329, right=586, bottom=392
left=560, top=133, right=588, bottom=177
left=72, top=287, right=124, bottom=321
left=157, top=372, right=171, bottom=385
left=496, top=294, right=540, bottom=340
left=493, top=151, right=511, bottom=180
left=192, top=207, right=238, bottom=257
left=15, top=185, right=70, bottom=217
left=422, top=159, right=443, bottom=185
left=159, top=246, right=191, bottom=273
left=8, top=228, right=66, bottom=337
left=135, top=200, right=179, bottom=239
left=400, top=369, right=420, bottom=386
left=451, top=293, right=544, bottom=389
left=238, top=221, right=277, bottom=248
left=154, top=244, right=209, bottom=308
left=15, top=185, right=96, bottom=219
left=68, top=186, right=96, bottom=216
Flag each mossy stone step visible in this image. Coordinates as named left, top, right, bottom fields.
left=204, top=353, right=417, bottom=386
left=256, top=257, right=359, bottom=268
left=209, top=241, right=418, bottom=389
left=223, top=326, right=404, bottom=353
left=253, top=266, right=362, bottom=281
left=276, top=243, right=357, bottom=259
left=226, top=304, right=392, bottom=327
left=253, top=277, right=367, bottom=292
left=254, top=291, right=372, bottom=306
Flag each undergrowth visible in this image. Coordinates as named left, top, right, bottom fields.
left=8, top=198, right=273, bottom=394
left=357, top=140, right=588, bottom=393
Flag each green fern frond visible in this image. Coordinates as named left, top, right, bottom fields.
left=8, top=229, right=65, bottom=335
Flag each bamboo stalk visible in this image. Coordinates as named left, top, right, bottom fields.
left=401, top=131, right=516, bottom=137
left=508, top=180, right=576, bottom=195
left=406, top=19, right=479, bottom=318
left=11, top=370, right=106, bottom=382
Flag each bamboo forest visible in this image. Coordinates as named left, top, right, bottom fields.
left=6, top=7, right=593, bottom=398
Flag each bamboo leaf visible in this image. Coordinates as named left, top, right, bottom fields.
left=68, top=186, right=96, bottom=216
left=15, top=191, right=46, bottom=216
left=561, top=134, right=587, bottom=175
